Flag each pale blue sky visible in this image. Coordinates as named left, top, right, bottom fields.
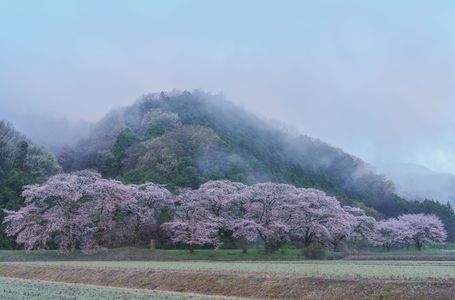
left=1, top=1, right=455, bottom=174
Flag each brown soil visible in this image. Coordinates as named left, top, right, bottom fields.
left=0, top=264, right=454, bottom=299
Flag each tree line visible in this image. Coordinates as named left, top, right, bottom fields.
left=3, top=170, right=447, bottom=254
left=0, top=121, right=61, bottom=248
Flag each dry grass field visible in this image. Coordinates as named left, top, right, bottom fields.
left=0, top=259, right=454, bottom=299
left=0, top=276, right=231, bottom=300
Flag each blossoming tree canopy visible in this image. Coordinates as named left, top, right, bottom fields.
left=370, top=214, right=447, bottom=250
left=397, top=214, right=447, bottom=250
left=286, top=188, right=354, bottom=249
left=343, top=206, right=377, bottom=241
left=232, top=183, right=300, bottom=252
left=3, top=170, right=171, bottom=253
left=162, top=188, right=222, bottom=250
left=370, top=218, right=408, bottom=250
left=232, top=184, right=360, bottom=252
left=195, top=180, right=248, bottom=222
left=3, top=172, right=448, bottom=253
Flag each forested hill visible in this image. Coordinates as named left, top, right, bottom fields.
left=70, top=91, right=388, bottom=201
left=65, top=91, right=455, bottom=239
left=0, top=121, right=61, bottom=247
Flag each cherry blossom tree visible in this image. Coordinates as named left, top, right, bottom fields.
left=3, top=170, right=170, bottom=253
left=230, top=183, right=359, bottom=252
left=196, top=180, right=250, bottom=249
left=370, top=214, right=447, bottom=251
left=321, top=206, right=379, bottom=251
left=4, top=170, right=101, bottom=252
left=370, top=218, right=407, bottom=250
left=161, top=180, right=248, bottom=252
left=5, top=172, right=394, bottom=254
left=162, top=188, right=221, bottom=252
left=232, top=183, right=299, bottom=253
left=397, top=214, right=447, bottom=250
left=195, top=180, right=247, bottom=220
left=324, top=208, right=357, bottom=251
left=133, top=182, right=173, bottom=244
left=286, top=189, right=352, bottom=250
left=343, top=206, right=377, bottom=242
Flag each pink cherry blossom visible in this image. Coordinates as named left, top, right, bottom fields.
left=4, top=170, right=170, bottom=253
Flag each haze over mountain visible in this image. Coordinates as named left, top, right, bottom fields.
left=2, top=1, right=455, bottom=177
left=379, top=163, right=455, bottom=206
left=1, top=111, right=91, bottom=151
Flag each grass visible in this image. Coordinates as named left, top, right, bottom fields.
left=360, top=246, right=455, bottom=256
left=0, top=247, right=313, bottom=262
left=1, top=245, right=454, bottom=262
left=0, top=276, right=223, bottom=299
left=4, top=260, right=455, bottom=280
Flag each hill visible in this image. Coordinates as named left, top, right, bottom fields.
left=69, top=91, right=392, bottom=206
left=0, top=120, right=61, bottom=247
left=66, top=91, right=455, bottom=240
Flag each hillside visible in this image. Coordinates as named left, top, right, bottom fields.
left=66, top=91, right=455, bottom=234
left=69, top=92, right=388, bottom=203
left=0, top=121, right=61, bottom=247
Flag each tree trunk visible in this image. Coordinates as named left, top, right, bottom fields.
left=416, top=242, right=422, bottom=251
left=149, top=239, right=156, bottom=250
left=303, top=232, right=314, bottom=248
left=265, top=241, right=275, bottom=254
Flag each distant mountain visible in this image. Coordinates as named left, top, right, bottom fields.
left=68, top=90, right=407, bottom=217
left=379, top=163, right=455, bottom=206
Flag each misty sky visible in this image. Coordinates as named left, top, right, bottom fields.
left=1, top=1, right=455, bottom=174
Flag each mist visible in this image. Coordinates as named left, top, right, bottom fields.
left=1, top=1, right=455, bottom=202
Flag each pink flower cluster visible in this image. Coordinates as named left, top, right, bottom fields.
left=3, top=172, right=447, bottom=253
left=3, top=170, right=172, bottom=253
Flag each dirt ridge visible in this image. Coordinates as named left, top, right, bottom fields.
left=0, top=264, right=454, bottom=299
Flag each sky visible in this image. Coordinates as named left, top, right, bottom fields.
left=1, top=0, right=455, bottom=174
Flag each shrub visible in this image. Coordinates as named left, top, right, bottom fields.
left=302, top=244, right=326, bottom=259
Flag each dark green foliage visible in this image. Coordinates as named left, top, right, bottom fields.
left=0, top=121, right=61, bottom=248
left=109, top=128, right=140, bottom=176
left=113, top=128, right=140, bottom=161
left=14, top=141, right=28, bottom=171
left=145, top=123, right=166, bottom=139
left=122, top=125, right=242, bottom=190
left=301, top=243, right=327, bottom=259
left=142, top=109, right=180, bottom=139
